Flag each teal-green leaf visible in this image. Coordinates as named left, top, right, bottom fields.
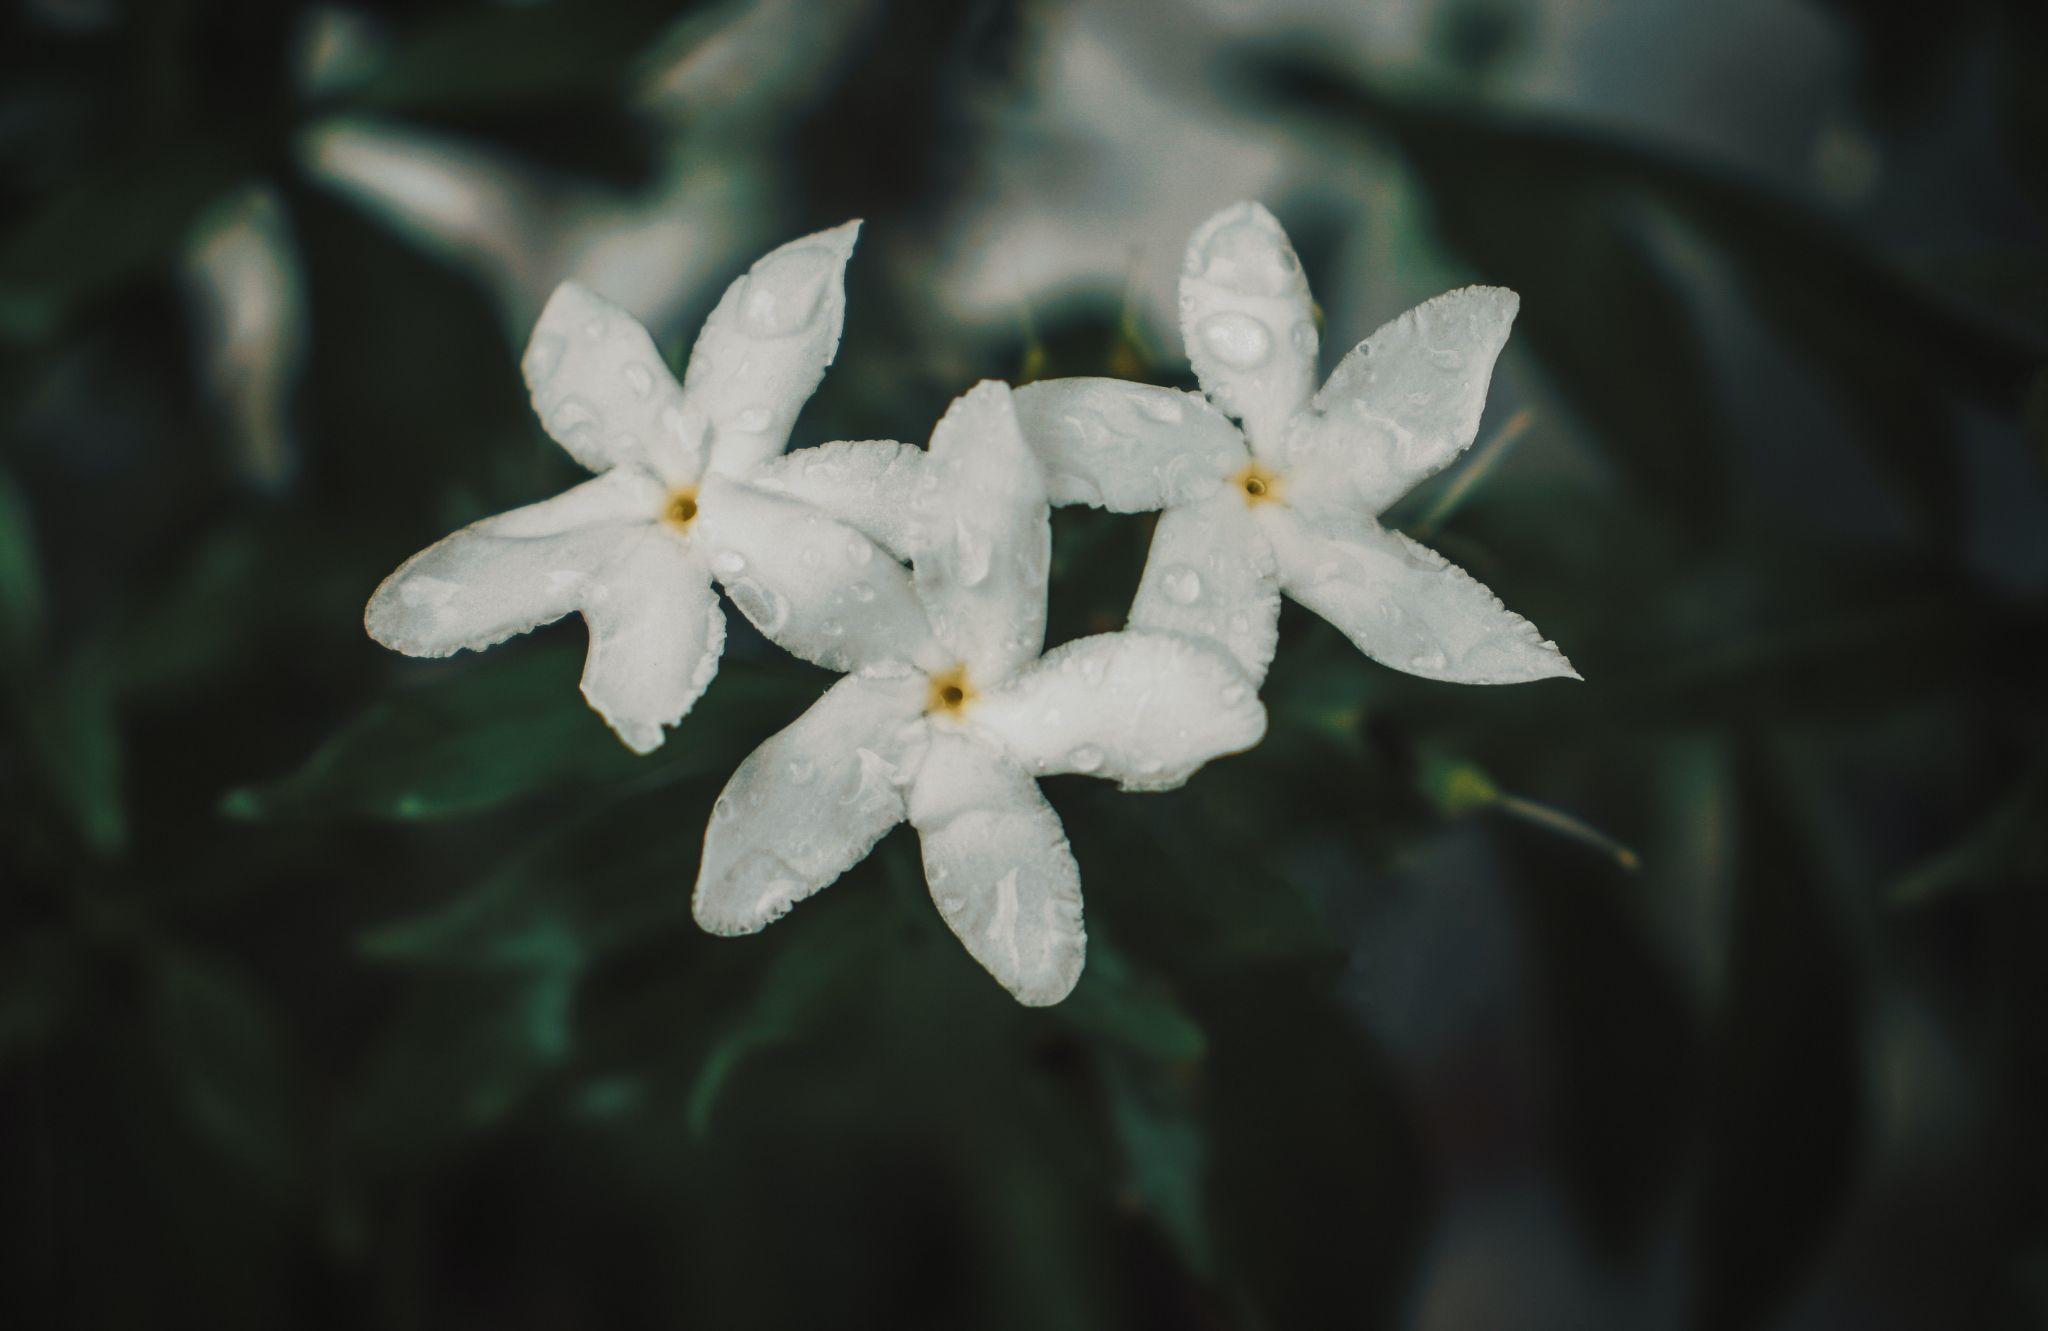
left=142, top=944, right=306, bottom=1189
left=225, top=644, right=815, bottom=822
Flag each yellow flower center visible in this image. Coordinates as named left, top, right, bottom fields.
left=926, top=665, right=976, bottom=717
left=1233, top=462, right=1282, bottom=506
left=663, top=488, right=699, bottom=531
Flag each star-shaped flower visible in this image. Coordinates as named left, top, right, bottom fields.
left=365, top=221, right=871, bottom=752
left=1007, top=201, right=1576, bottom=687
left=692, top=382, right=1267, bottom=1006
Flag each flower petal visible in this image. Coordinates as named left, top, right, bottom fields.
left=1127, top=487, right=1283, bottom=684
left=694, top=475, right=935, bottom=673
left=1265, top=506, right=1577, bottom=684
left=1011, top=378, right=1245, bottom=512
left=911, top=382, right=1050, bottom=683
left=364, top=469, right=659, bottom=658
left=524, top=281, right=709, bottom=484
left=1179, top=201, right=1319, bottom=456
left=694, top=672, right=925, bottom=935
left=744, top=439, right=930, bottom=559
left=683, top=220, right=861, bottom=478
left=576, top=531, right=726, bottom=754
left=907, top=731, right=1085, bottom=1006
left=1284, top=286, right=1520, bottom=516
left=973, top=630, right=1266, bottom=791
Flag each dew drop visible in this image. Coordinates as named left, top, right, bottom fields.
left=522, top=334, right=563, bottom=383
left=545, top=395, right=597, bottom=438
left=726, top=578, right=789, bottom=633
left=737, top=247, right=831, bottom=337
left=622, top=362, right=654, bottom=397
left=1199, top=312, right=1272, bottom=369
left=1192, top=213, right=1298, bottom=297
left=1067, top=745, right=1105, bottom=774
left=711, top=551, right=747, bottom=577
left=1160, top=565, right=1203, bottom=605
left=1134, top=393, right=1184, bottom=425
left=843, top=535, right=874, bottom=567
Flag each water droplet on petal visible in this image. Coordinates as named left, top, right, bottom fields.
left=1160, top=565, right=1203, bottom=604
left=1135, top=393, right=1184, bottom=425
left=953, top=518, right=994, bottom=587
left=1199, top=312, right=1271, bottom=369
left=522, top=334, right=563, bottom=383
left=737, top=246, right=831, bottom=337
left=735, top=405, right=773, bottom=433
left=711, top=551, right=747, bottom=577
left=1067, top=745, right=1105, bottom=773
left=1192, top=213, right=1299, bottom=297
left=844, top=535, right=874, bottom=567
left=622, top=362, right=655, bottom=397
left=725, top=578, right=789, bottom=633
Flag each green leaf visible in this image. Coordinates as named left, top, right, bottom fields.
left=15, top=650, right=125, bottom=857
left=142, top=944, right=306, bottom=1189
left=1687, top=746, right=1861, bottom=1330
left=687, top=915, right=881, bottom=1138
left=225, top=644, right=815, bottom=822
left=0, top=463, right=43, bottom=668
left=346, top=961, right=579, bottom=1171
left=0, top=930, right=75, bottom=1069
left=0, top=142, right=246, bottom=341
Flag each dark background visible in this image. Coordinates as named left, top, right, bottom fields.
left=3, top=0, right=2045, bottom=1327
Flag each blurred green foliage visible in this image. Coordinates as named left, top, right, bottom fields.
left=3, top=1, right=2046, bottom=1329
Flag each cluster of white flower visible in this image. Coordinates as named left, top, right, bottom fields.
left=365, top=204, right=1574, bottom=1006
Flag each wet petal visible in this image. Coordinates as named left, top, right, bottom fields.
left=1285, top=286, right=1520, bottom=516
left=908, top=731, right=1085, bottom=1006
left=523, top=281, right=706, bottom=484
left=1128, top=487, right=1283, bottom=684
left=683, top=221, right=860, bottom=477
left=694, top=673, right=926, bottom=935
left=1265, top=506, right=1577, bottom=685
left=694, top=475, right=935, bottom=673
left=1011, top=378, right=1244, bottom=512
left=1179, top=201, right=1318, bottom=456
left=973, top=630, right=1266, bottom=792
left=911, top=382, right=1050, bottom=683
left=746, top=439, right=930, bottom=559
left=576, top=532, right=726, bottom=754
left=364, top=469, right=659, bottom=658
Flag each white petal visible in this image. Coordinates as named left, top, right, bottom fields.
left=1127, top=487, right=1283, bottom=684
left=972, top=630, right=1266, bottom=791
left=523, top=281, right=706, bottom=484
left=576, top=532, right=726, bottom=754
left=1265, top=506, right=1577, bottom=685
left=744, top=439, right=930, bottom=559
left=694, top=474, right=935, bottom=673
left=1179, top=201, right=1318, bottom=456
left=683, top=221, right=860, bottom=477
left=1284, top=286, right=1519, bottom=516
left=694, top=673, right=925, bottom=935
left=364, top=469, right=659, bottom=658
left=911, top=382, right=1050, bottom=683
left=907, top=731, right=1085, bottom=1006
left=1010, top=378, right=1246, bottom=512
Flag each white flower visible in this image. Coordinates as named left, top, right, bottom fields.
left=365, top=221, right=870, bottom=753
left=1007, top=201, right=1577, bottom=687
left=692, top=382, right=1267, bottom=1006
